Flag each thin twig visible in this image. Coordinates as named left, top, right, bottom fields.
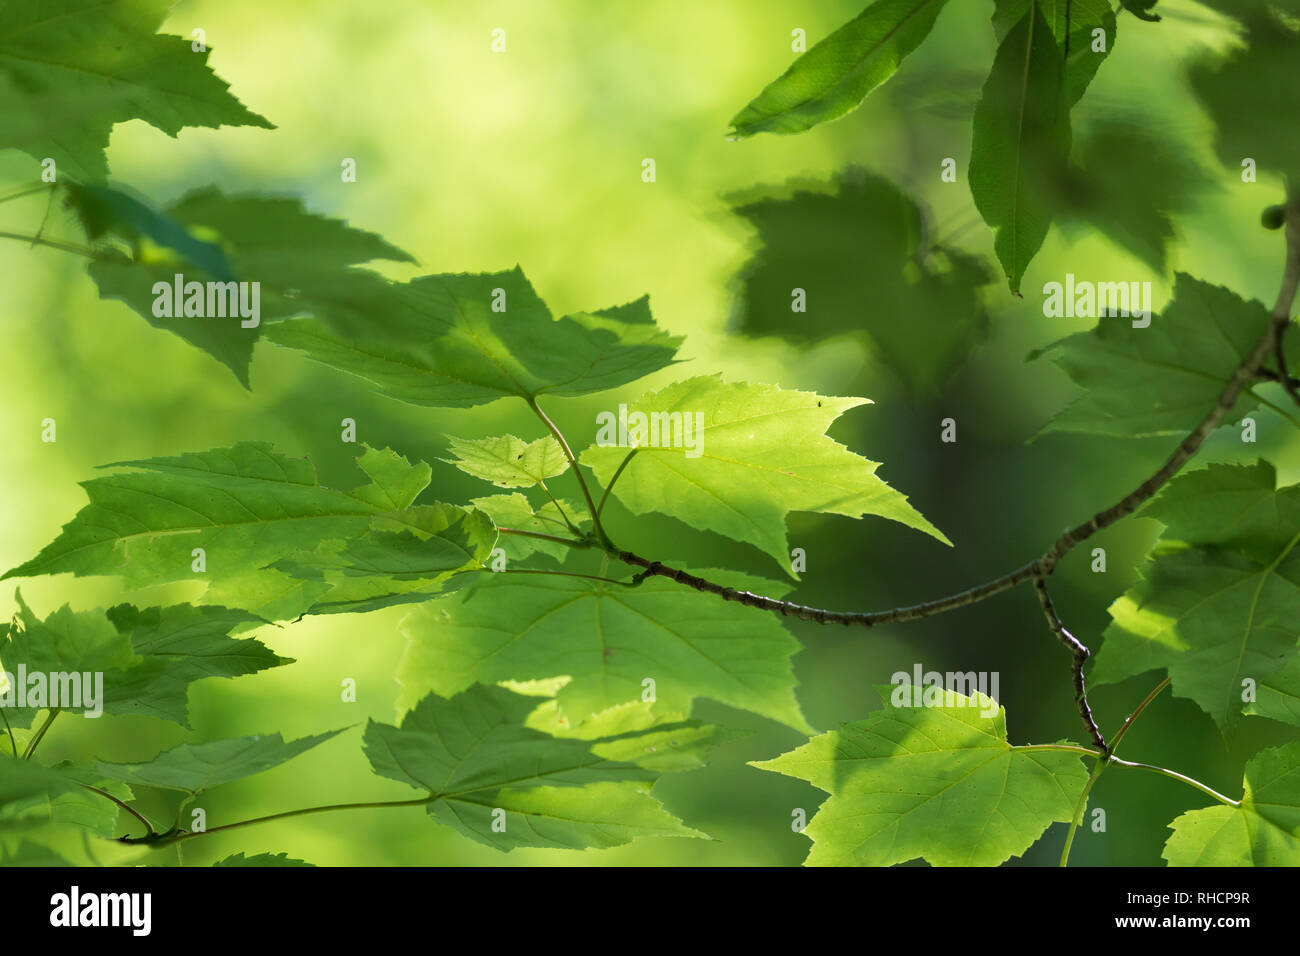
left=497, top=526, right=588, bottom=548
left=1107, top=757, right=1240, bottom=807
left=1033, top=577, right=1105, bottom=751
left=1109, top=676, right=1170, bottom=755
left=78, top=784, right=157, bottom=839
left=528, top=397, right=608, bottom=546
left=595, top=447, right=639, bottom=523
left=1274, top=324, right=1300, bottom=408
left=0, top=708, right=15, bottom=757
left=0, top=231, right=100, bottom=259
left=22, top=708, right=59, bottom=759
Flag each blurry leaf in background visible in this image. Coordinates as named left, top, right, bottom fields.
left=1163, top=742, right=1300, bottom=866
left=581, top=375, right=950, bottom=570
left=727, top=167, right=993, bottom=396
left=365, top=685, right=708, bottom=850
left=884, top=66, right=984, bottom=121
left=992, top=0, right=1116, bottom=106
left=727, top=0, right=950, bottom=138
left=1055, top=115, right=1213, bottom=273
left=0, top=0, right=272, bottom=181
left=970, top=2, right=1071, bottom=294
left=1093, top=462, right=1300, bottom=733
left=1190, top=3, right=1300, bottom=181
left=1119, top=0, right=1161, bottom=22
left=0, top=758, right=130, bottom=840
left=267, top=271, right=682, bottom=409
left=94, top=729, right=344, bottom=793
left=75, top=186, right=415, bottom=386
left=753, top=688, right=1090, bottom=866
left=214, top=852, right=315, bottom=867
left=66, top=182, right=234, bottom=279
left=1032, top=274, right=1296, bottom=437
left=398, top=568, right=813, bottom=732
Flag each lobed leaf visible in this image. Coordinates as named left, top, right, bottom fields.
left=753, top=688, right=1090, bottom=865
left=579, top=375, right=948, bottom=570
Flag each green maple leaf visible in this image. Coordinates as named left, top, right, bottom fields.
left=991, top=0, right=1116, bottom=106
left=469, top=494, right=586, bottom=563
left=1034, top=275, right=1297, bottom=437
left=753, top=688, right=1090, bottom=866
left=579, top=375, right=948, bottom=570
left=1092, top=462, right=1300, bottom=732
left=970, top=1, right=1071, bottom=294
left=728, top=169, right=993, bottom=396
left=398, top=567, right=812, bottom=731
left=727, top=0, right=950, bottom=138
left=3, top=444, right=451, bottom=617
left=1164, top=742, right=1300, bottom=866
left=0, top=0, right=273, bottom=181
left=0, top=841, right=73, bottom=866
left=94, top=729, right=343, bottom=794
left=265, top=269, right=682, bottom=408
left=364, top=685, right=706, bottom=850
left=444, top=435, right=569, bottom=488
left=77, top=186, right=413, bottom=386
left=1190, top=6, right=1300, bottom=180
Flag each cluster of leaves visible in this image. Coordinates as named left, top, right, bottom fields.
left=2, top=0, right=1299, bottom=868
left=727, top=0, right=1267, bottom=293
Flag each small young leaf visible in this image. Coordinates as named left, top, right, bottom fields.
left=970, top=1, right=1071, bottom=293
left=444, top=435, right=569, bottom=488
left=728, top=0, right=951, bottom=138
left=992, top=0, right=1116, bottom=105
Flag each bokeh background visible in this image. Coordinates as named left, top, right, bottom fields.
left=2, top=0, right=1297, bottom=866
